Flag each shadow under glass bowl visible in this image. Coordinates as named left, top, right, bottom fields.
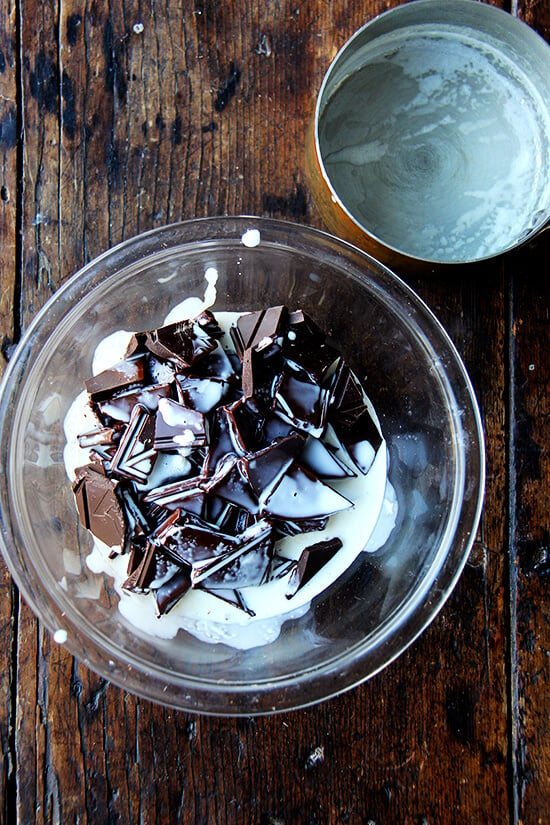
left=0, top=217, right=484, bottom=715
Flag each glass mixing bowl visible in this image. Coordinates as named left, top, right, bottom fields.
left=0, top=217, right=484, bottom=715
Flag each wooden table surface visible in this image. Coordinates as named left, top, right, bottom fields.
left=0, top=0, right=549, bottom=822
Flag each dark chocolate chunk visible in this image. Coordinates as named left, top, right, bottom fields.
left=274, top=369, right=329, bottom=435
left=246, top=433, right=305, bottom=496
left=154, top=398, right=207, bottom=450
left=204, top=405, right=247, bottom=473
left=198, top=542, right=271, bottom=589
left=77, top=426, right=120, bottom=449
left=155, top=568, right=192, bottom=615
left=300, top=435, right=355, bottom=479
left=72, top=463, right=126, bottom=548
left=273, top=515, right=329, bottom=536
left=144, top=318, right=216, bottom=368
left=261, top=462, right=352, bottom=520
left=202, top=587, right=256, bottom=616
left=231, top=306, right=287, bottom=359
left=97, top=382, right=172, bottom=423
left=109, top=403, right=156, bottom=483
left=175, top=374, right=229, bottom=413
left=205, top=455, right=259, bottom=514
left=189, top=342, right=237, bottom=381
left=85, top=357, right=145, bottom=401
left=285, top=537, right=343, bottom=598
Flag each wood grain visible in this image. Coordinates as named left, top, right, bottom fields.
left=0, top=0, right=548, bottom=822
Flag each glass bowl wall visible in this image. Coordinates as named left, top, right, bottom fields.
left=0, top=217, right=484, bottom=714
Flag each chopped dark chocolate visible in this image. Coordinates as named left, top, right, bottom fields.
left=85, top=357, right=145, bottom=401
left=155, top=568, right=192, bottom=615
left=154, top=398, right=207, bottom=450
left=72, top=463, right=126, bottom=548
left=97, top=382, right=172, bottom=423
left=144, top=318, right=216, bottom=368
left=109, top=404, right=156, bottom=483
left=261, top=462, right=352, bottom=520
left=71, top=304, right=385, bottom=620
left=285, top=537, right=343, bottom=598
left=246, top=433, right=305, bottom=496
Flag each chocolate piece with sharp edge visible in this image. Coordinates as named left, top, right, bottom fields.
left=109, top=403, right=156, bottom=483
left=72, top=463, right=126, bottom=548
left=97, top=382, right=172, bottom=423
left=144, top=318, right=216, bottom=368
left=155, top=568, right=192, bottom=615
left=85, top=357, right=145, bottom=401
left=285, top=537, right=343, bottom=598
left=261, top=462, right=352, bottom=520
left=154, top=398, right=207, bottom=450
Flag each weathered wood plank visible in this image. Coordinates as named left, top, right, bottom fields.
left=511, top=4, right=550, bottom=823
left=6, top=0, right=547, bottom=822
left=511, top=237, right=550, bottom=824
left=0, top=0, right=18, bottom=819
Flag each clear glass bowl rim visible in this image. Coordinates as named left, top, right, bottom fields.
left=0, top=216, right=485, bottom=715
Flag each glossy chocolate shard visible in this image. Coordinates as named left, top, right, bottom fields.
left=201, top=587, right=256, bottom=616
left=144, top=319, right=216, bottom=368
left=148, top=484, right=205, bottom=518
left=285, top=341, right=341, bottom=385
left=246, top=433, right=305, bottom=496
left=194, top=309, right=224, bottom=339
left=261, top=410, right=297, bottom=446
left=85, top=356, right=145, bottom=401
left=232, top=305, right=288, bottom=360
left=273, top=516, right=329, bottom=537
left=229, top=398, right=265, bottom=450
left=97, top=382, right=172, bottom=424
left=285, top=537, right=343, bottom=598
left=72, top=463, right=126, bottom=548
left=263, top=554, right=296, bottom=582
left=145, top=353, right=177, bottom=386
left=204, top=405, right=247, bottom=474
left=246, top=349, right=286, bottom=409
left=119, top=485, right=153, bottom=537
left=155, top=568, right=192, bottom=616
left=175, top=374, right=229, bottom=413
left=329, top=363, right=383, bottom=465
left=300, top=435, right=355, bottom=479
left=204, top=497, right=253, bottom=535
left=190, top=342, right=238, bottom=382
left=154, top=398, right=207, bottom=450
left=190, top=520, right=273, bottom=586
left=161, top=520, right=240, bottom=567
left=160, top=319, right=212, bottom=363
left=123, top=544, right=184, bottom=593
left=160, top=518, right=272, bottom=586
left=124, top=332, right=146, bottom=358
left=109, top=404, right=156, bottom=483
left=206, top=456, right=259, bottom=514
left=126, top=536, right=148, bottom=575
left=122, top=542, right=157, bottom=591
left=274, top=369, right=328, bottom=435
left=287, top=309, right=325, bottom=341
left=143, top=476, right=204, bottom=506
left=261, top=462, right=352, bottom=520
left=198, top=541, right=272, bottom=589
left=77, top=426, right=120, bottom=449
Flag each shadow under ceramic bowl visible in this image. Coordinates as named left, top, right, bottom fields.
left=0, top=217, right=484, bottom=714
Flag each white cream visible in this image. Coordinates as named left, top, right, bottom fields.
left=63, top=298, right=398, bottom=649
